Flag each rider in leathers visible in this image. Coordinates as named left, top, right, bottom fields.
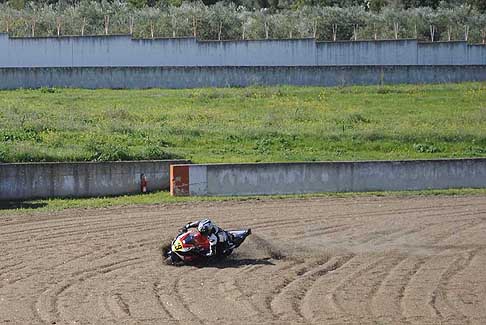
left=181, top=219, right=230, bottom=257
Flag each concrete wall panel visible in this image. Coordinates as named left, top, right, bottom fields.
left=417, top=42, right=468, bottom=65
left=468, top=45, right=486, bottom=65
left=171, top=159, right=486, bottom=196
left=189, top=165, right=208, bottom=196
left=316, top=40, right=418, bottom=65
left=0, top=160, right=188, bottom=200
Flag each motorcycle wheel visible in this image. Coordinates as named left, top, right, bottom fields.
left=165, top=251, right=182, bottom=265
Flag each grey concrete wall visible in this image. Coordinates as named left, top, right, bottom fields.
left=0, top=160, right=188, bottom=201
left=1, top=65, right=485, bottom=89
left=1, top=34, right=485, bottom=67
left=467, top=44, right=486, bottom=65
left=316, top=39, right=418, bottom=65
left=418, top=42, right=467, bottom=65
left=194, top=159, right=486, bottom=196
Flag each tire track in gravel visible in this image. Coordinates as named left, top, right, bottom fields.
left=353, top=255, right=406, bottom=320
left=434, top=218, right=486, bottom=246
left=246, top=201, right=486, bottom=238
left=0, top=250, right=98, bottom=290
left=208, top=266, right=262, bottom=320
left=296, top=255, right=356, bottom=322
left=300, top=255, right=390, bottom=323
left=3, top=238, right=155, bottom=290
left=0, top=219, right=180, bottom=247
left=324, top=255, right=391, bottom=322
left=31, top=237, right=158, bottom=323
left=157, top=266, right=203, bottom=323
left=270, top=257, right=332, bottom=321
left=152, top=280, right=179, bottom=322
left=34, top=257, right=144, bottom=324
left=0, top=261, right=24, bottom=276
left=261, top=259, right=302, bottom=319
left=0, top=205, right=193, bottom=231
left=286, top=224, right=358, bottom=240
left=401, top=252, right=460, bottom=324
left=431, top=248, right=483, bottom=324
left=102, top=293, right=132, bottom=320
left=97, top=263, right=159, bottom=322
left=270, top=255, right=355, bottom=322
left=230, top=263, right=272, bottom=319
left=447, top=249, right=486, bottom=323
left=2, top=246, right=124, bottom=292
left=371, top=255, right=427, bottom=324
left=252, top=202, right=483, bottom=233
left=96, top=259, right=176, bottom=322
left=348, top=209, right=486, bottom=247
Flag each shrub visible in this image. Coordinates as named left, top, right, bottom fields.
left=39, top=87, right=59, bottom=94
left=254, top=137, right=273, bottom=154
left=143, top=145, right=176, bottom=160
left=87, top=141, right=131, bottom=161
left=0, top=145, right=9, bottom=162
left=413, top=143, right=441, bottom=153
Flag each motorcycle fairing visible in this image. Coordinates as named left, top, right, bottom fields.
left=171, top=230, right=210, bottom=260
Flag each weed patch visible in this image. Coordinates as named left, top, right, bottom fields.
left=413, top=143, right=441, bottom=153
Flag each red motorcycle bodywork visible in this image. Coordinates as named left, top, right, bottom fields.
left=176, top=230, right=210, bottom=262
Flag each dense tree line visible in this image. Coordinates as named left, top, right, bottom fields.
left=1, top=0, right=486, bottom=11
left=0, top=1, right=485, bottom=42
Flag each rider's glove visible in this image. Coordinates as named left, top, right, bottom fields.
left=179, top=223, right=190, bottom=233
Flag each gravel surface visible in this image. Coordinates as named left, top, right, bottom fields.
left=1, top=195, right=485, bottom=324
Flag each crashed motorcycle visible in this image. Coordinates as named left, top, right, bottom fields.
left=164, top=228, right=251, bottom=264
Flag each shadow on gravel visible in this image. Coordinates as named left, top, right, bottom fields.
left=0, top=201, right=47, bottom=210
left=203, top=257, right=275, bottom=269
left=164, top=256, right=276, bottom=269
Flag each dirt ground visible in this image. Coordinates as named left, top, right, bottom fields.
left=1, top=195, right=486, bottom=324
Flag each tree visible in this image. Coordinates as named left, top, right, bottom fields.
left=453, top=4, right=476, bottom=41
left=7, top=0, right=24, bottom=10
left=467, top=0, right=486, bottom=13
left=168, top=4, right=191, bottom=37
left=273, top=9, right=299, bottom=38
left=366, top=0, right=386, bottom=13
left=293, top=5, right=319, bottom=38
left=477, top=13, right=486, bottom=42
left=77, top=0, right=105, bottom=35
left=382, top=7, right=405, bottom=39
left=359, top=11, right=386, bottom=39
left=179, top=1, right=207, bottom=37
left=128, top=0, right=148, bottom=8
left=0, top=4, right=17, bottom=33
left=205, top=2, right=241, bottom=40
left=316, top=6, right=346, bottom=40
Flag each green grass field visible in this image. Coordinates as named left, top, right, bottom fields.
left=0, top=83, right=485, bottom=163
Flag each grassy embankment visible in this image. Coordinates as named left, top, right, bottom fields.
left=0, top=83, right=485, bottom=163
